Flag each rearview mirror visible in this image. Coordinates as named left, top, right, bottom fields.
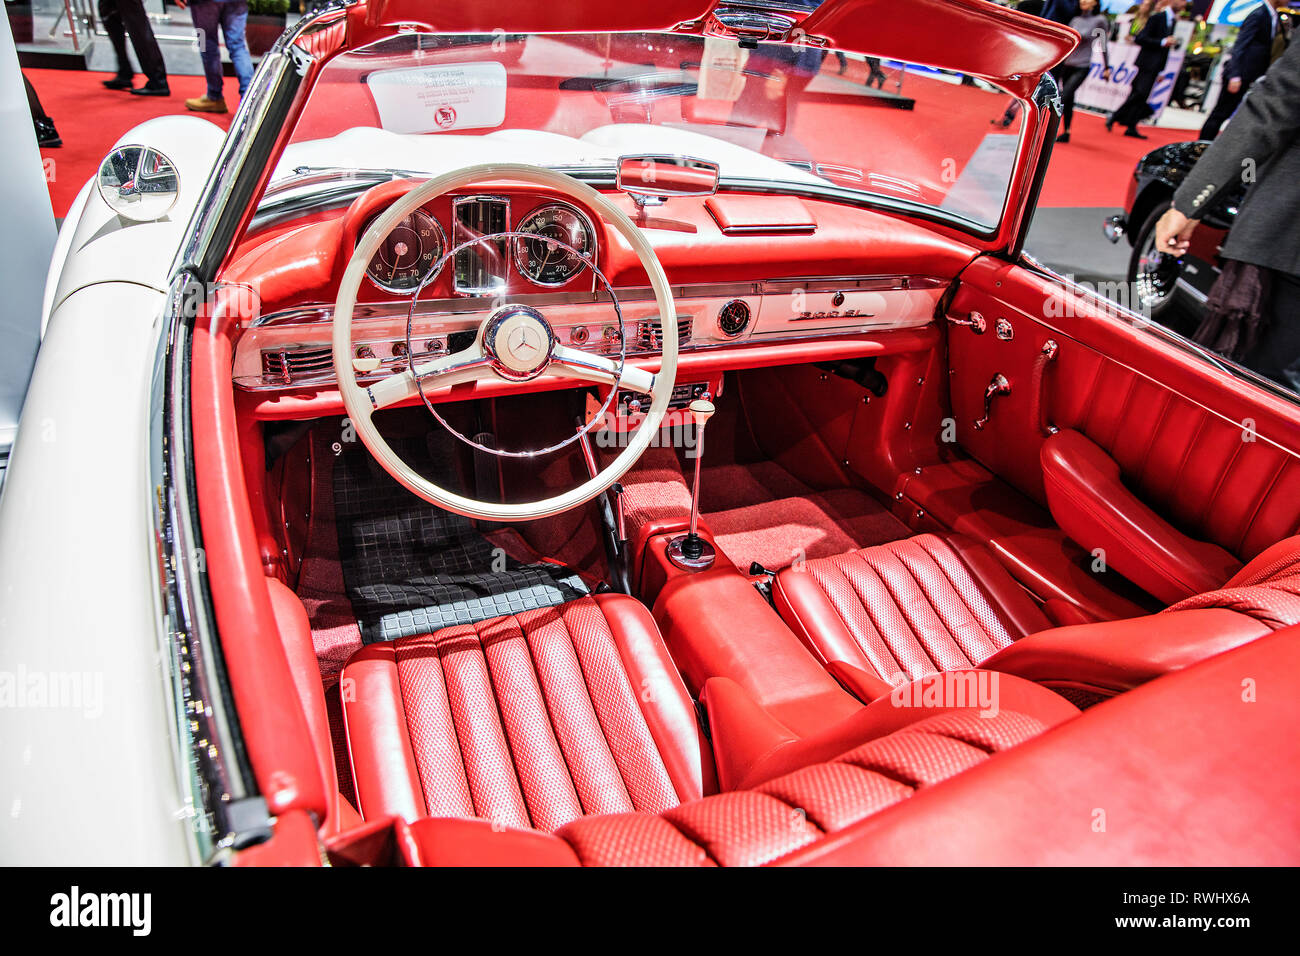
left=616, top=155, right=720, bottom=205
left=97, top=145, right=179, bottom=222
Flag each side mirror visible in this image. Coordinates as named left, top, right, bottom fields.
left=97, top=145, right=180, bottom=222
left=615, top=155, right=720, bottom=206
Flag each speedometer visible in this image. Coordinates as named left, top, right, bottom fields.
left=364, top=209, right=445, bottom=294
left=514, top=203, right=596, bottom=287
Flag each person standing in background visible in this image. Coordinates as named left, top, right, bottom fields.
left=1055, top=0, right=1110, bottom=143
left=1107, top=0, right=1186, bottom=138
left=1128, top=0, right=1156, bottom=38
left=24, top=74, right=61, bottom=147
left=98, top=0, right=170, bottom=96
left=176, top=0, right=255, bottom=114
left=1041, top=0, right=1081, bottom=24
left=1199, top=0, right=1287, bottom=140
left=1156, top=37, right=1300, bottom=391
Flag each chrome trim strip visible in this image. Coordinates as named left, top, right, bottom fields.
left=150, top=4, right=352, bottom=861
left=171, top=9, right=332, bottom=281
left=248, top=275, right=947, bottom=327
left=150, top=274, right=265, bottom=862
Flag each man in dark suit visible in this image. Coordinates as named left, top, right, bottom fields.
left=1199, top=0, right=1287, bottom=140
left=1157, top=37, right=1300, bottom=390
left=1040, top=0, right=1080, bottom=23
left=98, top=0, right=171, bottom=96
left=1108, top=0, right=1188, bottom=138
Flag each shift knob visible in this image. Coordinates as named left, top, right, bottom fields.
left=689, top=398, right=715, bottom=427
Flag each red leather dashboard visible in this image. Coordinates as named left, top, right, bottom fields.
left=225, top=182, right=977, bottom=310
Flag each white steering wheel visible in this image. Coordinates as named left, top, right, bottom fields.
left=333, top=163, right=679, bottom=521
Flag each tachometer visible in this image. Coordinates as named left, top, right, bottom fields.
left=363, top=209, right=445, bottom=294
left=514, top=203, right=596, bottom=287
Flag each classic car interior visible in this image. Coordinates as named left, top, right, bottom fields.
left=182, top=2, right=1300, bottom=865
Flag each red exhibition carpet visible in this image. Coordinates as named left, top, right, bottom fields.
left=29, top=65, right=1193, bottom=219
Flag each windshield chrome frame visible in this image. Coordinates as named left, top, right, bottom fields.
left=151, top=4, right=350, bottom=862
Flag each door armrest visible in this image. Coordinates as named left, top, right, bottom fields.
left=1040, top=429, right=1241, bottom=605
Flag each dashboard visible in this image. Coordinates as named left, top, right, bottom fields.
left=225, top=181, right=977, bottom=404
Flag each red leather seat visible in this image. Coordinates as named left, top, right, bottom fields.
left=773, top=533, right=1051, bottom=701
left=339, top=593, right=716, bottom=831
left=776, top=531, right=1300, bottom=705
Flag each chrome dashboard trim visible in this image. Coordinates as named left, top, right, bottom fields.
left=247, top=275, right=948, bottom=327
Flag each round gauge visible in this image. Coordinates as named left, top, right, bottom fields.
left=363, top=209, right=445, bottom=294
left=718, top=299, right=752, bottom=337
left=514, top=203, right=596, bottom=287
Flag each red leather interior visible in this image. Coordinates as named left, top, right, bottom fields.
left=982, top=608, right=1273, bottom=696
left=653, top=566, right=862, bottom=737
left=773, top=533, right=1050, bottom=690
left=340, top=594, right=715, bottom=829
left=946, top=256, right=1300, bottom=571
left=785, top=628, right=1300, bottom=865
left=1040, top=429, right=1242, bottom=604
left=407, top=705, right=1061, bottom=866
left=394, top=628, right=1300, bottom=865
left=192, top=293, right=331, bottom=826
left=772, top=527, right=1300, bottom=703
left=899, top=458, right=1157, bottom=623
left=266, top=578, right=362, bottom=834
left=702, top=669, right=1078, bottom=791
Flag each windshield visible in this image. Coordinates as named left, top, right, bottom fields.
left=277, top=31, right=1027, bottom=233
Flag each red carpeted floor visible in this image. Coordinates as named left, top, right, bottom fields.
left=29, top=64, right=1194, bottom=219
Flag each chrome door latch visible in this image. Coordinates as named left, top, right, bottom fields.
left=948, top=311, right=987, bottom=334
left=973, top=373, right=1011, bottom=430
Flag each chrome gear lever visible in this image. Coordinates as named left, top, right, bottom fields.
left=668, top=398, right=717, bottom=571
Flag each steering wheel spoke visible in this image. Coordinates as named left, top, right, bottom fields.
left=366, top=345, right=492, bottom=410
left=333, top=163, right=677, bottom=520
left=550, top=345, right=655, bottom=395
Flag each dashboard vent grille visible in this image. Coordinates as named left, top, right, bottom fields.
left=261, top=346, right=334, bottom=385
left=633, top=316, right=692, bottom=353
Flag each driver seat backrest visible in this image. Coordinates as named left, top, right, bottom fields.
left=339, top=594, right=717, bottom=832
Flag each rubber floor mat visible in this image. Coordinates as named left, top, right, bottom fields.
left=333, top=434, right=588, bottom=643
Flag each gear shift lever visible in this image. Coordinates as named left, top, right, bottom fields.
left=667, top=398, right=716, bottom=571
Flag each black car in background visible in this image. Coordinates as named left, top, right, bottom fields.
left=1105, top=141, right=1246, bottom=335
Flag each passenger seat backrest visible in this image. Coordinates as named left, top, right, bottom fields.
left=1163, top=534, right=1300, bottom=629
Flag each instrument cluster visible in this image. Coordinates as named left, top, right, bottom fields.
left=359, top=194, right=598, bottom=296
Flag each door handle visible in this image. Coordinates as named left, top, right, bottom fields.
left=1032, top=340, right=1060, bottom=437
left=973, top=373, right=1011, bottom=431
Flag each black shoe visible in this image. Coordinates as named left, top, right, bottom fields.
left=1056, top=132, right=1070, bottom=143
left=1123, top=128, right=1148, bottom=139
left=1105, top=115, right=1115, bottom=132
left=34, top=117, right=62, bottom=148
left=130, top=83, right=171, bottom=96
left=102, top=74, right=134, bottom=90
